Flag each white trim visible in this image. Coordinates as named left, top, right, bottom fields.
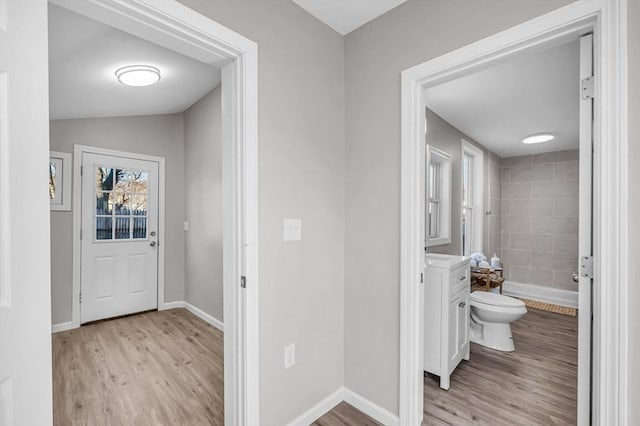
left=286, top=388, right=344, bottom=426
left=184, top=302, right=224, bottom=332
left=72, top=144, right=166, bottom=328
left=502, top=281, right=578, bottom=309
left=425, top=145, right=452, bottom=247
left=49, top=151, right=72, bottom=211
left=343, top=388, right=399, bottom=426
left=460, top=140, right=484, bottom=256
left=400, top=2, right=627, bottom=425
left=54, top=2, right=260, bottom=424
left=51, top=322, right=74, bottom=334
left=159, top=300, right=185, bottom=310
left=285, top=387, right=399, bottom=426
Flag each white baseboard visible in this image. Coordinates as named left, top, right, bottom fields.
left=51, top=321, right=74, bottom=333
left=343, top=387, right=399, bottom=426
left=287, top=387, right=344, bottom=426
left=286, top=387, right=399, bottom=426
left=503, top=280, right=578, bottom=308
left=184, top=302, right=224, bottom=332
left=159, top=300, right=224, bottom=331
left=160, top=300, right=186, bottom=310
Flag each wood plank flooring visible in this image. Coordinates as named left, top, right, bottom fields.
left=53, top=308, right=224, bottom=426
left=316, top=308, right=577, bottom=426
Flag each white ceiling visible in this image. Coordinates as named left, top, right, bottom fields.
left=292, top=0, right=408, bottom=35
left=48, top=4, right=221, bottom=120
left=424, top=40, right=580, bottom=158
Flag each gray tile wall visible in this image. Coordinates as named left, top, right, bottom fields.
left=501, top=150, right=579, bottom=291
left=487, top=151, right=502, bottom=259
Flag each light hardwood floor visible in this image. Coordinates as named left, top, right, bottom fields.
left=316, top=308, right=578, bottom=426
left=53, top=308, right=224, bottom=426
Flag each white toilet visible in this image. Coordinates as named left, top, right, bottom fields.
left=469, top=291, right=527, bottom=352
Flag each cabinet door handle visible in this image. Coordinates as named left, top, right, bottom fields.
left=459, top=301, right=466, bottom=308
left=459, top=276, right=466, bottom=281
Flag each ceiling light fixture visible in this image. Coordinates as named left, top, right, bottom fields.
left=522, top=133, right=555, bottom=144
left=115, top=65, right=161, bottom=87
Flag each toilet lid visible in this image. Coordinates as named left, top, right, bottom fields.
left=470, top=291, right=525, bottom=308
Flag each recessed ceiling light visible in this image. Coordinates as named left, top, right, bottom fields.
left=115, top=65, right=161, bottom=87
left=522, top=133, right=555, bottom=144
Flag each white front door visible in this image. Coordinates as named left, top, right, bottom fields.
left=80, top=152, right=159, bottom=323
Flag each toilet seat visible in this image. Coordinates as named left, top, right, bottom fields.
left=470, top=291, right=525, bottom=308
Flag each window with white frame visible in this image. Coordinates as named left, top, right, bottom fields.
left=425, top=145, right=452, bottom=248
left=461, top=141, right=484, bottom=256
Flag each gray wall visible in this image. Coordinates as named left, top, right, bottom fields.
left=501, top=150, right=579, bottom=291
left=344, top=0, right=574, bottom=415
left=49, top=114, right=185, bottom=324
left=425, top=108, right=496, bottom=256
left=627, top=1, right=640, bottom=421
left=176, top=2, right=346, bottom=424
left=184, top=86, right=223, bottom=321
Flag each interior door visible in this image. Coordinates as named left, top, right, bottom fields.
left=80, top=152, right=159, bottom=323
left=577, top=33, right=594, bottom=426
left=0, top=0, right=53, bottom=424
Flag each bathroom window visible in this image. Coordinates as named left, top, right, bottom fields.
left=425, top=145, right=452, bottom=248
left=461, top=141, right=484, bottom=256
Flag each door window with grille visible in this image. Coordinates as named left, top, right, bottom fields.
left=95, top=167, right=149, bottom=241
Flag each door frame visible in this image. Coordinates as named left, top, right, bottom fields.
left=55, top=0, right=260, bottom=424
left=400, top=1, right=628, bottom=425
left=73, top=145, right=166, bottom=323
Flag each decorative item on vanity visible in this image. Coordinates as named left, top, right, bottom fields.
left=424, top=253, right=470, bottom=390
left=469, top=291, right=527, bottom=352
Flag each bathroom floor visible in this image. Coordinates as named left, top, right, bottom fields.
left=316, top=308, right=577, bottom=425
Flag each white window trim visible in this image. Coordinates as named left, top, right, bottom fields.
left=461, top=140, right=484, bottom=255
left=425, top=145, right=452, bottom=247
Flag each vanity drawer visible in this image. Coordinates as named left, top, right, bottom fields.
left=450, top=264, right=470, bottom=294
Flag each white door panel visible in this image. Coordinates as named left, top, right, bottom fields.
left=0, top=0, right=52, bottom=424
left=578, top=33, right=594, bottom=426
left=81, top=152, right=159, bottom=323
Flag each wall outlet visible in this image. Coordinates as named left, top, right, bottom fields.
left=283, top=218, right=302, bottom=241
left=284, top=343, right=295, bottom=369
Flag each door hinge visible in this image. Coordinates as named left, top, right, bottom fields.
left=80, top=229, right=83, bottom=240
left=420, top=273, right=424, bottom=284
left=80, top=165, right=83, bottom=176
left=580, top=256, right=594, bottom=279
left=241, top=275, right=246, bottom=289
left=79, top=293, right=82, bottom=303
left=581, top=76, right=595, bottom=100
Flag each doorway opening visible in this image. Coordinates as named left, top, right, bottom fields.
left=47, top=0, right=258, bottom=424
left=399, top=2, right=627, bottom=425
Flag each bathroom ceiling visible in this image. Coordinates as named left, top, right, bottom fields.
left=424, top=39, right=580, bottom=158
left=48, top=4, right=221, bottom=120
left=292, top=0, right=408, bottom=35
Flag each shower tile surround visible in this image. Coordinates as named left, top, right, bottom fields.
left=500, top=150, right=579, bottom=291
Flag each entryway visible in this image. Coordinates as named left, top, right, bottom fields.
left=80, top=150, right=160, bottom=323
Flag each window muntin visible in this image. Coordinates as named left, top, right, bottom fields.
left=425, top=145, right=452, bottom=248
left=95, top=167, right=149, bottom=241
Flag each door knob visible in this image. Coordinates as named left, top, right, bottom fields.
left=459, top=301, right=466, bottom=308
left=150, top=241, right=157, bottom=247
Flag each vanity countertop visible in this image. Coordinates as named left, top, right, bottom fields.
left=425, top=253, right=469, bottom=268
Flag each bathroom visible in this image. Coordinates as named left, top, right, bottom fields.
left=421, top=36, right=586, bottom=424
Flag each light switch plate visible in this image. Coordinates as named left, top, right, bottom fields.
left=284, top=343, right=295, bottom=369
left=283, top=218, right=302, bottom=241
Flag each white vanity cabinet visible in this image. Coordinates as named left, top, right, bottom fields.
left=424, top=253, right=470, bottom=390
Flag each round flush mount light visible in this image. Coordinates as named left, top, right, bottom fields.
left=522, top=133, right=555, bottom=144
left=115, top=65, right=161, bottom=87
